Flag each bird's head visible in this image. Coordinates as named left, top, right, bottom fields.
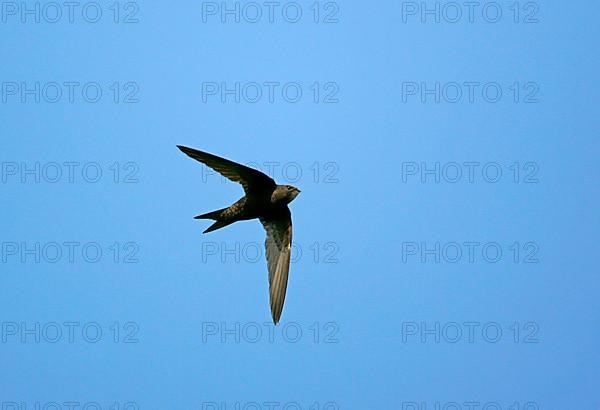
left=272, top=185, right=301, bottom=204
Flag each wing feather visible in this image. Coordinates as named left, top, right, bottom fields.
left=177, top=145, right=276, bottom=193
left=261, top=210, right=292, bottom=324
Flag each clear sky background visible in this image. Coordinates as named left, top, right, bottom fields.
left=1, top=1, right=599, bottom=409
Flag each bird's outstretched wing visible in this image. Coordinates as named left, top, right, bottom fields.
left=177, top=145, right=276, bottom=194
left=260, top=209, right=293, bottom=324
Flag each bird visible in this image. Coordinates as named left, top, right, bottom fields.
left=177, top=145, right=301, bottom=324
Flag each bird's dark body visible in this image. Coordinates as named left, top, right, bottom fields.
left=225, top=195, right=271, bottom=221
left=196, top=192, right=291, bottom=234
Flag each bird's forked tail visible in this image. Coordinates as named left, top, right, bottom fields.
left=194, top=208, right=233, bottom=234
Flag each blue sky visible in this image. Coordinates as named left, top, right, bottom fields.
left=1, top=1, right=599, bottom=409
